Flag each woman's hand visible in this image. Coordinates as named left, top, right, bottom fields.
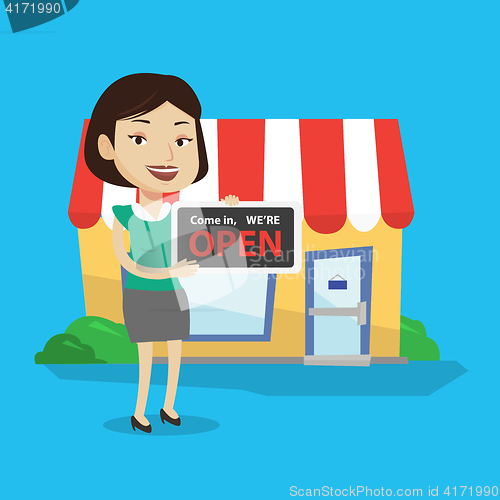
left=221, top=194, right=240, bottom=206
left=167, top=259, right=199, bottom=278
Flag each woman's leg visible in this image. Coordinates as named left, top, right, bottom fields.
left=163, top=339, right=182, bottom=418
left=134, top=341, right=153, bottom=425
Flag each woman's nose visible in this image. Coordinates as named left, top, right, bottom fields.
left=165, top=142, right=174, bottom=162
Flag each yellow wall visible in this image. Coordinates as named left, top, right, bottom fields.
left=77, top=217, right=403, bottom=358
left=78, top=219, right=128, bottom=324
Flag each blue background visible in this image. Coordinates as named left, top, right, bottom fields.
left=1, top=1, right=498, bottom=498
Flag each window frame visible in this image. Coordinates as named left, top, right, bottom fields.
left=186, top=274, right=277, bottom=342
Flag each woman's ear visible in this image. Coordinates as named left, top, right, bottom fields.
left=97, top=134, right=115, bottom=160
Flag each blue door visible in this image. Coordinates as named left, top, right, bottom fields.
left=305, top=247, right=373, bottom=356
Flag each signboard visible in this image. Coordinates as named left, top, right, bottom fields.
left=171, top=201, right=302, bottom=273
left=328, top=274, right=348, bottom=290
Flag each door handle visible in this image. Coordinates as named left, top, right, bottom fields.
left=309, top=301, right=367, bottom=326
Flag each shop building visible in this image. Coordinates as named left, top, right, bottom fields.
left=69, top=119, right=413, bottom=365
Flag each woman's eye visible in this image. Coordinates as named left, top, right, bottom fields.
left=128, top=135, right=147, bottom=146
left=175, top=138, right=192, bottom=147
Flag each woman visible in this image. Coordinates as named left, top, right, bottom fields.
left=84, top=73, right=238, bottom=433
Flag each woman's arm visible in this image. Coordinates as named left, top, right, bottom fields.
left=112, top=217, right=198, bottom=279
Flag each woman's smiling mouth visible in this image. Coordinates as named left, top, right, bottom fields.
left=145, top=165, right=180, bottom=181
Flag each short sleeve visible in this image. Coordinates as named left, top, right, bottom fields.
left=112, top=205, right=133, bottom=230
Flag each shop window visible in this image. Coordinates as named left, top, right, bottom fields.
left=182, top=273, right=276, bottom=341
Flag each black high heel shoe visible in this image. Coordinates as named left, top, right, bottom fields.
left=160, top=408, right=181, bottom=426
left=131, top=415, right=152, bottom=433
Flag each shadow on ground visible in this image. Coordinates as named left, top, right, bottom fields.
left=103, top=414, right=220, bottom=436
left=45, top=361, right=467, bottom=396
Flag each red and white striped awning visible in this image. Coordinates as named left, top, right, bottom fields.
left=69, top=119, right=413, bottom=234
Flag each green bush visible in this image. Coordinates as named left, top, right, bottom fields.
left=400, top=316, right=440, bottom=360
left=36, top=314, right=439, bottom=364
left=34, top=333, right=106, bottom=364
left=35, top=317, right=138, bottom=364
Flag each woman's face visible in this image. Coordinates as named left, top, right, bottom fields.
left=98, top=101, right=200, bottom=193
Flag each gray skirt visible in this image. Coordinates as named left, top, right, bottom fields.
left=123, top=288, right=190, bottom=343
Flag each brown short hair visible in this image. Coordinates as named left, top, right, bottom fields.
left=84, top=74, right=208, bottom=188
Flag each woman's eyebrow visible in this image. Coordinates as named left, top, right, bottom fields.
left=174, top=121, right=190, bottom=126
left=131, top=119, right=150, bottom=124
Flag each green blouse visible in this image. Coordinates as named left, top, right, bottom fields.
left=112, top=204, right=181, bottom=291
